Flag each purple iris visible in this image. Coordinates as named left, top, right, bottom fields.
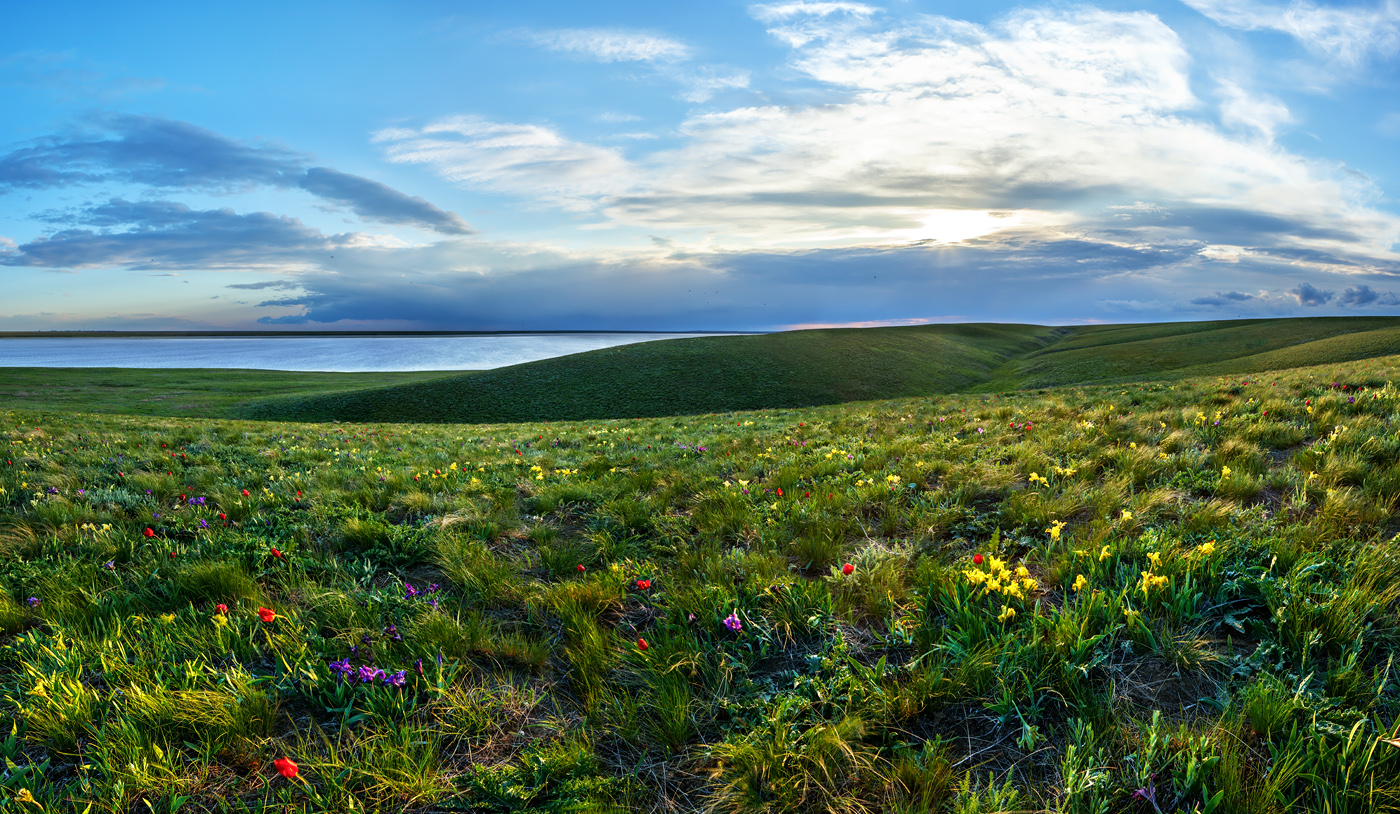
left=404, top=582, right=419, bottom=598
left=27, top=596, right=41, bottom=608
left=383, top=670, right=407, bottom=688
left=723, top=612, right=743, bottom=632
left=357, top=665, right=383, bottom=684
left=328, top=658, right=352, bottom=681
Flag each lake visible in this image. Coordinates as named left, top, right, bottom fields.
left=0, top=333, right=735, bottom=372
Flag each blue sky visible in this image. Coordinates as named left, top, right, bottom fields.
left=2, top=0, right=1399, bottom=331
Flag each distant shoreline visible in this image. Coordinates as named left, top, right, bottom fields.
left=0, top=330, right=758, bottom=339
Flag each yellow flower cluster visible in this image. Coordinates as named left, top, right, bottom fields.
left=1046, top=520, right=1066, bottom=542
left=963, top=555, right=1038, bottom=599
left=997, top=605, right=1016, bottom=623
left=1052, top=465, right=1078, bottom=477
left=1028, top=472, right=1049, bottom=486
left=1220, top=465, right=1232, bottom=478
left=1195, top=540, right=1217, bottom=557
left=1139, top=571, right=1169, bottom=595
left=1072, top=574, right=1088, bottom=592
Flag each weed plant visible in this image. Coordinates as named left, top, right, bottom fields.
left=2, top=355, right=1400, bottom=811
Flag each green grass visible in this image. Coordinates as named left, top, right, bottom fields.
left=7, top=318, right=1399, bottom=425
left=236, top=316, right=1400, bottom=423
left=236, top=322, right=1062, bottom=423
left=0, top=367, right=453, bottom=418
left=4, top=350, right=1400, bottom=812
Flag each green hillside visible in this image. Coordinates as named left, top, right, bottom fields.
left=236, top=323, right=1062, bottom=423
left=238, top=317, right=1400, bottom=423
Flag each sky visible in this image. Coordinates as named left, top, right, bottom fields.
left=2, top=0, right=1399, bottom=332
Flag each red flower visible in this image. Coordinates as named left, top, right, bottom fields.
left=273, top=757, right=299, bottom=779
left=216, top=603, right=228, bottom=615
left=841, top=563, right=854, bottom=575
left=241, top=489, right=250, bottom=497
left=257, top=607, right=277, bottom=623
left=169, top=551, right=177, bottom=558
left=143, top=527, right=155, bottom=537
left=973, top=554, right=984, bottom=566
left=218, top=512, right=227, bottom=521
left=777, top=488, right=783, bottom=497
left=637, top=638, right=649, bottom=652
left=271, top=547, right=283, bottom=559
left=804, top=492, right=811, bottom=498
left=576, top=564, right=586, bottom=573
left=636, top=579, right=651, bottom=590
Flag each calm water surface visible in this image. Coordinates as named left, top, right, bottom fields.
left=0, top=334, right=732, bottom=372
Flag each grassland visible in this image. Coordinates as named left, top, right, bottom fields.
left=0, top=368, right=453, bottom=419
left=236, top=317, right=1400, bottom=424
left=3, top=348, right=1400, bottom=812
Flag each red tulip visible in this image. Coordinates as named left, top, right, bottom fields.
left=241, top=489, right=250, bottom=497
left=216, top=603, right=228, bottom=615
left=841, top=563, right=854, bottom=575
left=257, top=607, right=276, bottom=623
left=271, top=547, right=283, bottom=559
left=169, top=551, right=177, bottom=558
left=973, top=554, right=984, bottom=566
left=636, top=579, right=651, bottom=590
left=218, top=512, right=227, bottom=521
left=637, top=638, right=649, bottom=652
left=273, top=757, right=299, bottom=779
left=576, top=564, right=586, bottom=573
left=143, top=527, right=155, bottom=537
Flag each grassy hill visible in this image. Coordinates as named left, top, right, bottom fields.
left=4, top=353, right=1400, bottom=812
left=239, top=317, right=1400, bottom=423
left=236, top=323, right=1063, bottom=423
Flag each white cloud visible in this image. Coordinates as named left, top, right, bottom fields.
left=386, top=6, right=1400, bottom=265
left=1181, top=0, right=1400, bottom=66
left=525, top=28, right=691, bottom=62
left=1216, top=79, right=1291, bottom=138
left=676, top=68, right=751, bottom=102
left=373, top=117, right=630, bottom=209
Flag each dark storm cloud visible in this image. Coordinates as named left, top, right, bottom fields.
left=243, top=236, right=1196, bottom=329
left=1290, top=281, right=1334, bottom=306
left=298, top=168, right=473, bottom=235
left=226, top=280, right=302, bottom=290
left=0, top=199, right=336, bottom=269
left=0, top=115, right=305, bottom=191
left=1338, top=284, right=1400, bottom=307
left=1149, top=207, right=1362, bottom=242
left=1190, top=290, right=1254, bottom=307
left=0, top=115, right=471, bottom=234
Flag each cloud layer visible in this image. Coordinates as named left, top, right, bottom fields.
left=0, top=115, right=470, bottom=235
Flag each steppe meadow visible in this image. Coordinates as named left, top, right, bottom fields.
left=6, top=1, right=1400, bottom=812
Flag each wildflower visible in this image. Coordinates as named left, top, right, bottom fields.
left=14, top=788, right=38, bottom=806
left=218, top=512, right=227, bottom=521
left=841, top=562, right=854, bottom=575
left=199, top=519, right=208, bottom=529
left=1098, top=545, right=1112, bottom=562
left=216, top=603, right=228, bottom=615
left=1120, top=510, right=1133, bottom=522
left=27, top=596, right=41, bottom=608
left=1147, top=551, right=1162, bottom=568
left=273, top=757, right=299, bottom=779
left=270, top=547, right=283, bottom=559
left=1196, top=540, right=1217, bottom=557
left=414, top=658, right=424, bottom=676
left=637, top=638, right=649, bottom=652
left=357, top=665, right=384, bottom=683
left=636, top=579, right=652, bottom=590
left=1015, top=565, right=1030, bottom=578
left=213, top=614, right=228, bottom=627
left=103, top=560, right=115, bottom=570
left=723, top=612, right=743, bottom=632
left=1221, top=465, right=1232, bottom=478
left=383, top=669, right=407, bottom=688
left=997, top=605, right=1016, bottom=623
left=963, top=568, right=988, bottom=585
left=241, top=489, right=250, bottom=497
left=1046, top=521, right=1066, bottom=542
left=973, top=553, right=984, bottom=565
left=1021, top=578, right=1039, bottom=592
left=577, top=564, right=586, bottom=573
left=1072, top=574, right=1088, bottom=593
left=257, top=607, right=277, bottom=623
left=143, top=527, right=155, bottom=537
left=404, top=582, right=418, bottom=598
